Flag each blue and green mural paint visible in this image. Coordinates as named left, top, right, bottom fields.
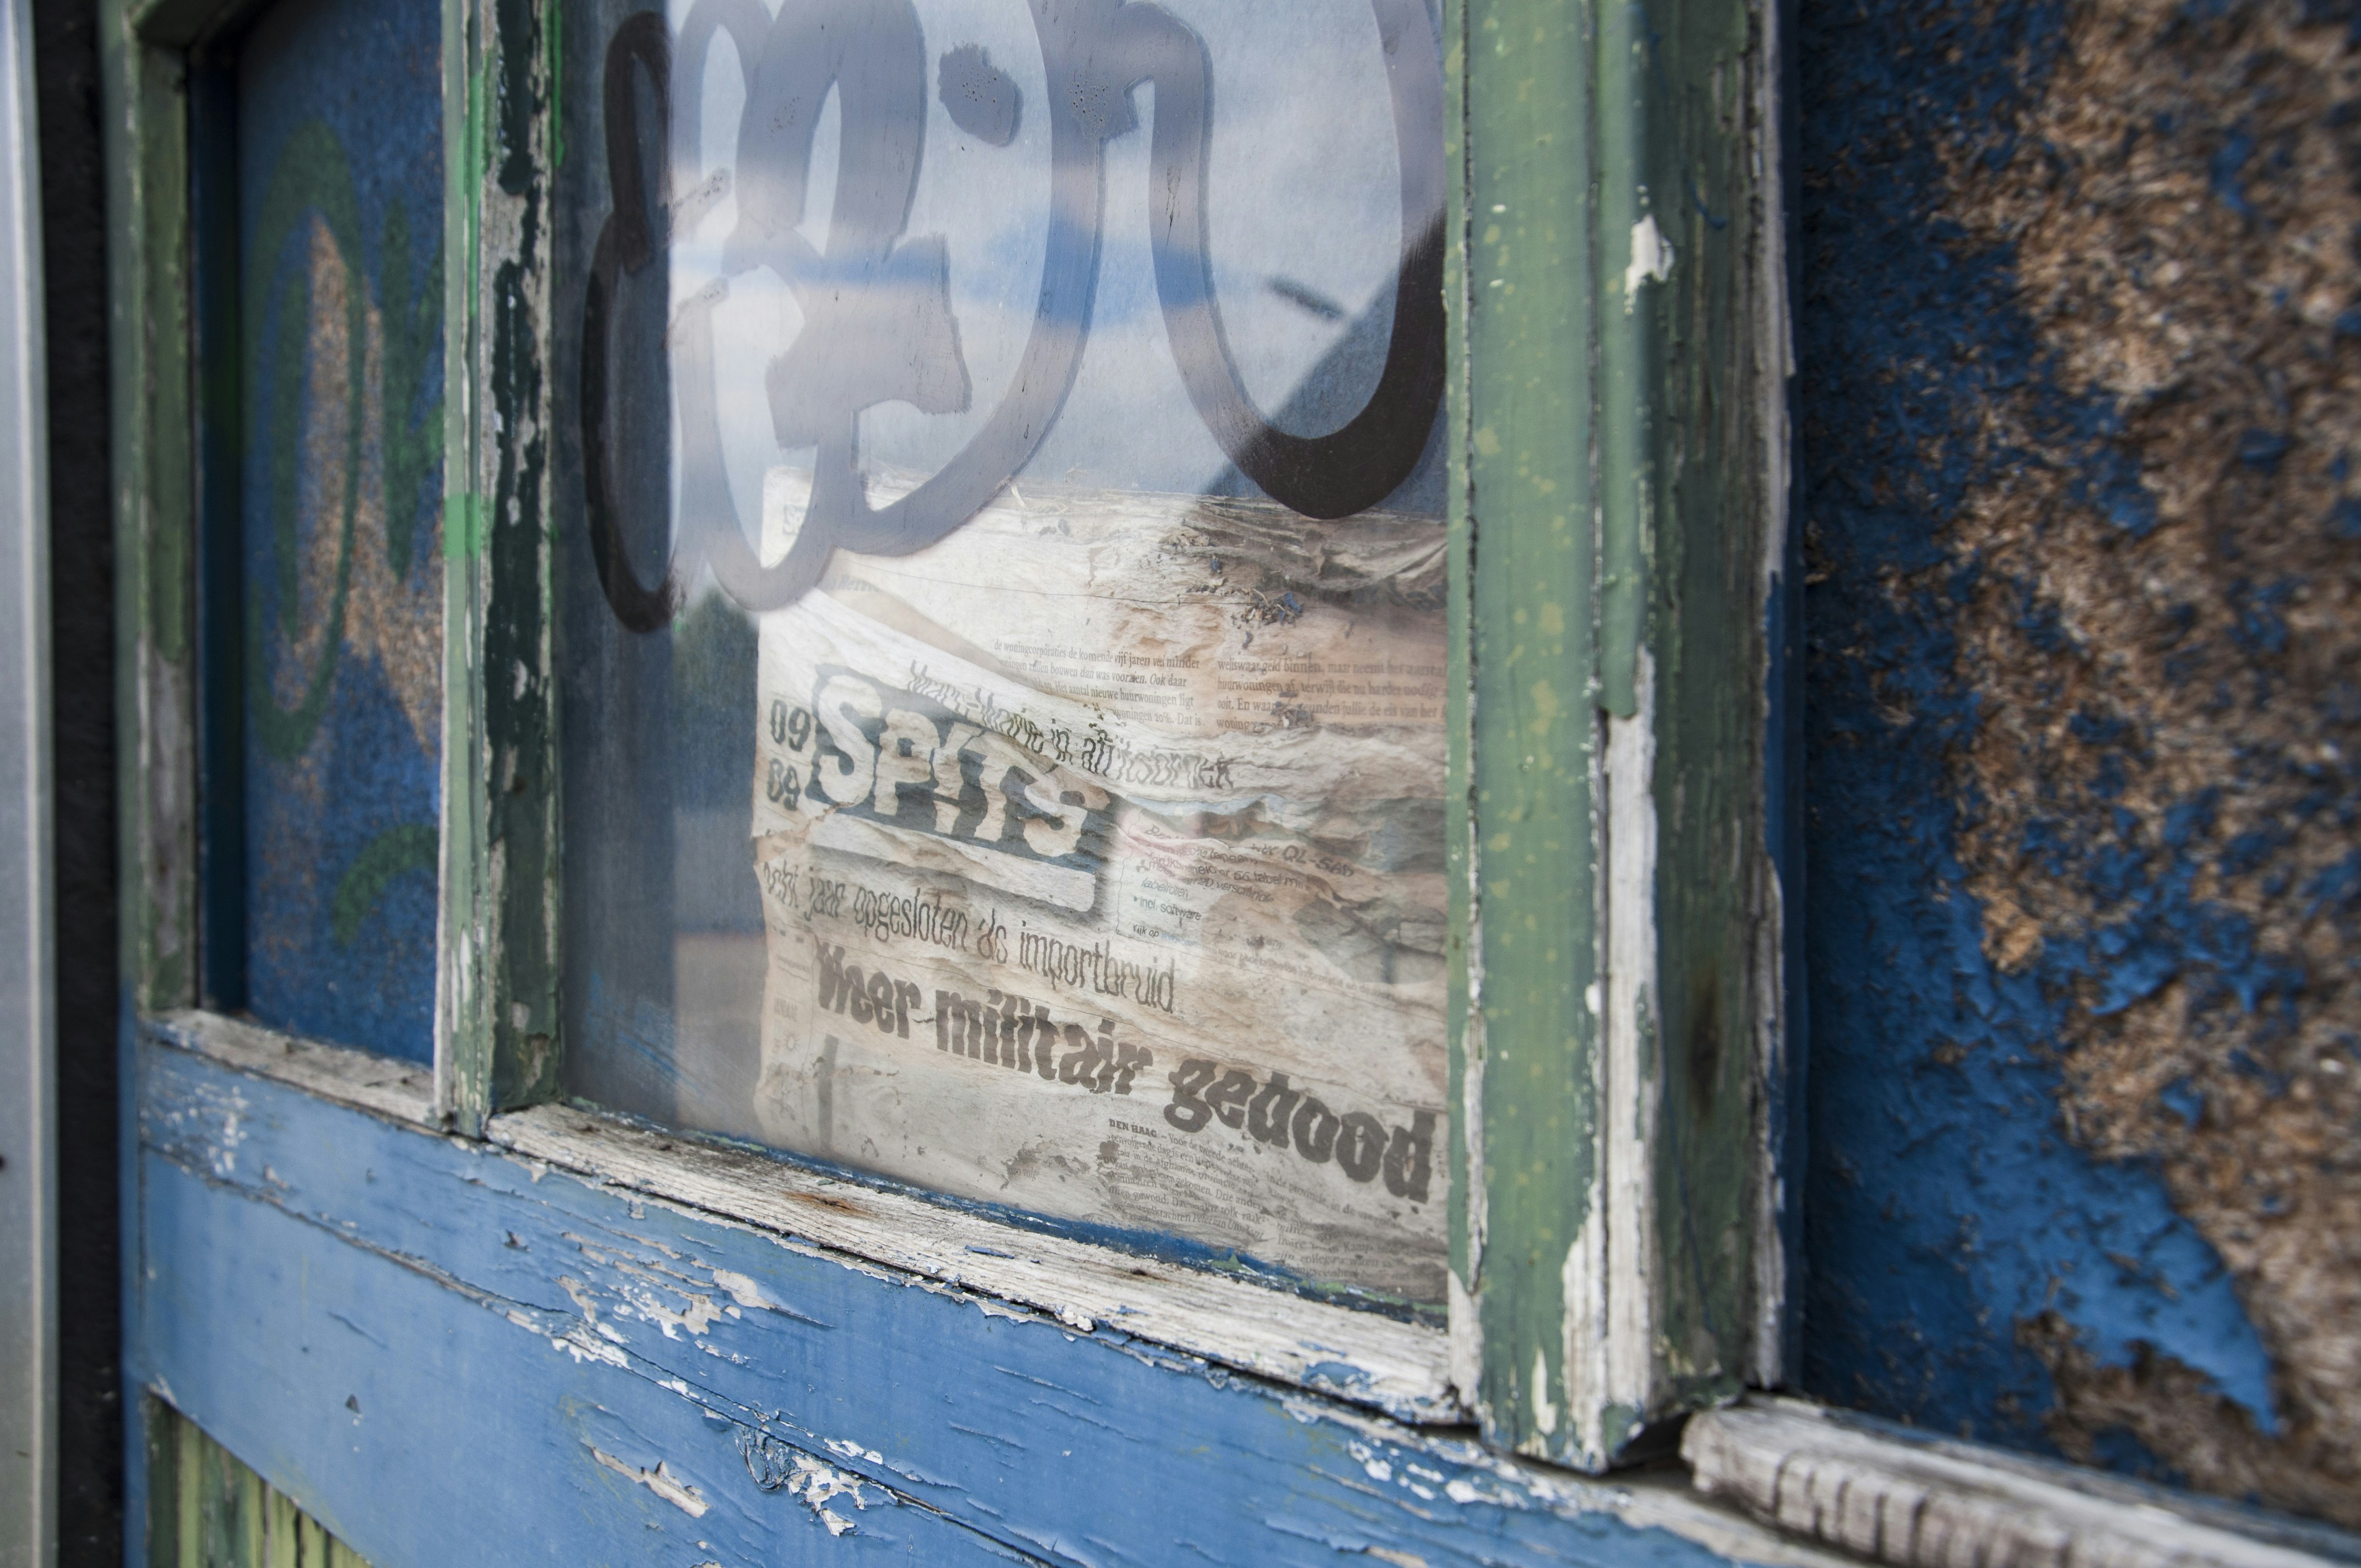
left=1800, top=0, right=2361, bottom=1526
left=237, top=0, right=443, bottom=1060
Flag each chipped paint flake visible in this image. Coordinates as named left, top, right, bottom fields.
left=709, top=1267, right=776, bottom=1311
left=589, top=1448, right=710, bottom=1517
left=783, top=1454, right=873, bottom=1536
left=1622, top=214, right=1674, bottom=312
left=825, top=1437, right=885, bottom=1466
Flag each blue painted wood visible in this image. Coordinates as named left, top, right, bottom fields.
left=231, top=0, right=443, bottom=1060
left=128, top=1036, right=1784, bottom=1567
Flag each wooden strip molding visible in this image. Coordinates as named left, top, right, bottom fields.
left=131, top=1030, right=1883, bottom=1567
left=485, top=1101, right=1463, bottom=1427
left=1683, top=1396, right=2361, bottom=1568
left=1450, top=0, right=1791, bottom=1472
left=148, top=1010, right=1462, bottom=1425
left=150, top=1012, right=437, bottom=1130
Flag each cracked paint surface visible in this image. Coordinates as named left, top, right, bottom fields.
left=133, top=1037, right=1825, bottom=1566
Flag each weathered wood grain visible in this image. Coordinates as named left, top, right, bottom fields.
left=1684, top=1397, right=2361, bottom=1568
left=152, top=1009, right=1459, bottom=1420
left=490, top=1098, right=1460, bottom=1425
left=133, top=1026, right=1856, bottom=1568
left=151, top=1011, right=435, bottom=1129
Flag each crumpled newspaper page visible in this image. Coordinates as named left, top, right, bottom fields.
left=747, top=470, right=1449, bottom=1303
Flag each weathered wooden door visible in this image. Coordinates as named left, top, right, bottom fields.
left=75, top=0, right=2361, bottom=1559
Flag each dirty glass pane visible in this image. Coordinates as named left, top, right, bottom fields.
left=555, top=0, right=1446, bottom=1307
left=226, top=0, right=445, bottom=1059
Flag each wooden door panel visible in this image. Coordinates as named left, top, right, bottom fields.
left=128, top=1035, right=1811, bottom=1568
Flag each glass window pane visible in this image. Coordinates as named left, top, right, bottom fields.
left=222, top=0, right=445, bottom=1060
left=556, top=0, right=1446, bottom=1309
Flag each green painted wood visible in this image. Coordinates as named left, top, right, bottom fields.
left=1455, top=0, right=1605, bottom=1468
left=105, top=0, right=199, bottom=1016
left=148, top=1402, right=370, bottom=1568
left=1450, top=0, right=1787, bottom=1469
left=1630, top=0, right=1786, bottom=1435
left=108, top=0, right=564, bottom=1121
left=1442, top=0, right=1477, bottom=1392
left=438, top=0, right=561, bottom=1133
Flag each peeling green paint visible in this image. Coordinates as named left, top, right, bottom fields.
left=1454, top=0, right=1783, bottom=1468
left=440, top=0, right=561, bottom=1130
left=1459, top=0, right=1604, bottom=1467
left=107, top=0, right=203, bottom=1014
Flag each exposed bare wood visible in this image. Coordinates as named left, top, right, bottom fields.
left=151, top=1011, right=436, bottom=1129
left=143, top=1006, right=1461, bottom=1423
left=486, top=1099, right=1464, bottom=1425
left=1684, top=1396, right=2361, bottom=1568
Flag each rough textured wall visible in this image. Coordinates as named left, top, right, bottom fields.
left=1800, top=0, right=2361, bottom=1526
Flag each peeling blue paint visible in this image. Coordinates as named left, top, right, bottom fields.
left=131, top=1039, right=1799, bottom=1567
left=1797, top=0, right=2282, bottom=1462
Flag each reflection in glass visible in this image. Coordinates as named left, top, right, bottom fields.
left=229, top=0, right=444, bottom=1060
left=557, top=0, right=1447, bottom=1308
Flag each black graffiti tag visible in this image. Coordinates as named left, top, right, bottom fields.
left=581, top=0, right=1446, bottom=632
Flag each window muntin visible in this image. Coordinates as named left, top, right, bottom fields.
left=552, top=0, right=1451, bottom=1307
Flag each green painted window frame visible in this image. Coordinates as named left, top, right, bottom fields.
left=104, top=0, right=1793, bottom=1478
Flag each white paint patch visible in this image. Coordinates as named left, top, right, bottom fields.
left=1623, top=213, right=1674, bottom=312
left=1447, top=1270, right=1482, bottom=1413
left=708, top=1267, right=776, bottom=1311
left=627, top=1284, right=725, bottom=1341
left=1562, top=1207, right=1607, bottom=1467
left=782, top=1453, right=871, bottom=1536
left=557, top=1275, right=601, bottom=1322
left=825, top=1437, right=884, bottom=1466
left=550, top=1329, right=629, bottom=1369
left=971, top=1298, right=1038, bottom=1324
left=1598, top=648, right=1662, bottom=1446
left=1530, top=1347, right=1559, bottom=1437
left=589, top=1449, right=710, bottom=1518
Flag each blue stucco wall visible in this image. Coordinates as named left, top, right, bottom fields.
left=1798, top=0, right=2361, bottom=1526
